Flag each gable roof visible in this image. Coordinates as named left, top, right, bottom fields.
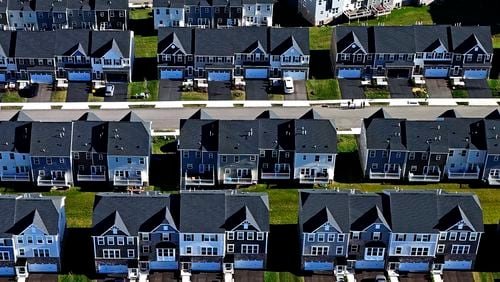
left=78, top=112, right=102, bottom=121
left=15, top=31, right=55, bottom=58
left=335, top=26, right=371, bottom=53
left=0, top=31, right=15, bottom=57
left=303, top=207, right=342, bottom=233
left=270, top=27, right=309, bottom=55
left=92, top=210, right=130, bottom=235
left=30, top=122, right=72, bottom=156
left=294, top=119, right=337, bottom=153
left=54, top=30, right=91, bottom=56
left=225, top=192, right=269, bottom=232
left=72, top=120, right=108, bottom=153
left=91, top=31, right=132, bottom=58
left=107, top=121, right=150, bottom=156
left=450, top=26, right=493, bottom=53
left=158, top=28, right=194, bottom=55
left=94, top=0, right=128, bottom=10
left=0, top=121, right=31, bottom=153
left=256, top=110, right=279, bottom=119
left=188, top=109, right=213, bottom=120
left=218, top=120, right=260, bottom=154
left=10, top=111, right=33, bottom=122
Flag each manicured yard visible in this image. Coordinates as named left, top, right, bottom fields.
left=343, top=6, right=433, bottom=26
left=306, top=79, right=341, bottom=100
left=473, top=272, right=500, bottom=282
left=130, top=8, right=152, bottom=20
left=231, top=90, right=245, bottom=100
left=337, top=135, right=357, bottom=153
left=134, top=35, right=157, bottom=58
left=51, top=90, right=68, bottom=102
left=364, top=88, right=390, bottom=99
left=0, top=90, right=26, bottom=103
left=181, top=91, right=208, bottom=100
left=309, top=26, right=333, bottom=50
left=451, top=89, right=469, bottom=98
left=152, top=136, right=176, bottom=154
left=41, top=188, right=95, bottom=228
left=58, top=274, right=92, bottom=282
left=487, top=79, right=500, bottom=97
left=128, top=80, right=159, bottom=101
left=265, top=272, right=304, bottom=282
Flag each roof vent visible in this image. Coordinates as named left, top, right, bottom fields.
left=465, top=137, right=469, bottom=142
left=120, top=147, right=124, bottom=150
left=248, top=128, right=253, bottom=136
left=437, top=125, right=441, bottom=130
left=438, top=135, right=441, bottom=141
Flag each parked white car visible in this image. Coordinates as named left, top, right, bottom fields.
left=105, top=84, right=115, bottom=97
left=283, top=77, right=294, bottom=94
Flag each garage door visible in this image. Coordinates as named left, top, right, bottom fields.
left=424, top=67, right=449, bottom=78
left=304, top=262, right=334, bottom=271
left=191, top=262, right=221, bottom=271
left=30, top=73, right=53, bottom=84
left=28, top=263, right=57, bottom=272
left=0, top=73, right=6, bottom=82
left=0, top=266, right=14, bottom=276
left=464, top=69, right=488, bottom=79
left=234, top=260, right=264, bottom=269
left=245, top=68, right=268, bottom=79
left=282, top=70, right=306, bottom=80
left=338, top=68, right=361, bottom=79
left=160, top=69, right=184, bottom=80
left=97, top=264, right=128, bottom=274
left=443, top=260, right=472, bottom=270
left=207, top=71, right=231, bottom=81
left=387, top=69, right=410, bottom=78
left=68, top=71, right=91, bottom=81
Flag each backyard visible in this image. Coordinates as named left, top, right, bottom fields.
left=306, top=79, right=340, bottom=100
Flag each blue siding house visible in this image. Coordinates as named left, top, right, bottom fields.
left=482, top=110, right=500, bottom=185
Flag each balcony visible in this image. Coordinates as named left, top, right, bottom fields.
left=1, top=172, right=30, bottom=182
left=372, top=4, right=393, bottom=17
left=369, top=166, right=401, bottom=180
left=261, top=165, right=291, bottom=179
left=77, top=174, right=106, bottom=181
left=488, top=170, right=500, bottom=185
left=344, top=8, right=372, bottom=20
left=447, top=165, right=480, bottom=180
left=409, top=168, right=441, bottom=182
left=300, top=172, right=329, bottom=184
left=113, top=175, right=143, bottom=186
left=184, top=171, right=215, bottom=186
left=223, top=171, right=253, bottom=185
left=37, top=175, right=69, bottom=186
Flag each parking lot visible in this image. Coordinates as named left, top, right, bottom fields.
left=245, top=80, right=269, bottom=100
left=339, top=79, right=365, bottom=99
left=208, top=81, right=231, bottom=100
left=426, top=79, right=452, bottom=98
left=158, top=80, right=182, bottom=101
left=66, top=82, right=90, bottom=102
left=388, top=78, right=413, bottom=98
left=465, top=79, right=492, bottom=98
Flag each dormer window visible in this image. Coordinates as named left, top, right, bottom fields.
left=243, top=223, right=248, bottom=229
left=112, top=227, right=117, bottom=234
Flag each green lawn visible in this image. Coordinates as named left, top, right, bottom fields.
left=130, top=8, right=152, bottom=20
left=265, top=272, right=304, bottom=282
left=152, top=136, right=176, bottom=154
left=51, top=90, right=68, bottom=102
left=87, top=93, right=104, bottom=102
left=0, top=90, right=26, bottom=103
left=181, top=91, right=208, bottom=100
left=306, top=79, right=341, bottom=100
left=473, top=272, right=500, bottom=282
left=343, top=6, right=433, bottom=26
left=231, top=90, right=245, bottom=100
left=337, top=135, right=357, bottom=153
left=364, top=88, right=390, bottom=99
left=309, top=26, right=333, bottom=50
left=493, top=35, right=500, bottom=49
left=42, top=188, right=95, bottom=228
left=487, top=79, right=500, bottom=97
left=451, top=89, right=469, bottom=98
left=268, top=94, right=285, bottom=100
left=128, top=80, right=159, bottom=101
left=135, top=35, right=157, bottom=58
left=59, top=274, right=92, bottom=282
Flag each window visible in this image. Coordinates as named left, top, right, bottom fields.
left=33, top=249, right=50, bottom=257
left=117, top=237, right=124, bottom=245
left=142, top=245, right=150, bottom=253
left=17, top=237, right=23, bottom=244
left=27, top=236, right=33, bottom=244
left=350, top=245, right=359, bottom=252
left=449, top=232, right=457, bottom=241
left=140, top=158, right=145, bottom=164
left=372, top=232, right=381, bottom=241
left=327, top=234, right=335, bottom=242
left=439, top=232, right=447, bottom=240
left=414, top=234, right=431, bottom=242
left=459, top=232, right=468, bottom=241
left=327, top=155, right=333, bottom=162
left=128, top=249, right=135, bottom=258
left=241, top=244, right=259, bottom=254
left=0, top=251, right=9, bottom=261
left=421, top=152, right=428, bottom=160
left=307, top=234, right=314, bottom=242
left=369, top=151, right=376, bottom=158
left=436, top=155, right=441, bottom=161
left=409, top=152, right=415, bottom=160
left=127, top=237, right=134, bottom=245
left=437, top=244, right=445, bottom=253
left=365, top=247, right=385, bottom=260
left=234, top=156, right=239, bottom=163
left=142, top=233, right=150, bottom=241
left=186, top=247, right=192, bottom=254
left=157, top=248, right=175, bottom=261
left=46, top=158, right=52, bottom=165
left=395, top=247, right=402, bottom=255
left=202, top=234, right=217, bottom=242
left=97, top=237, right=104, bottom=245
left=183, top=151, right=189, bottom=158
left=107, top=237, right=114, bottom=245
left=36, top=236, right=43, bottom=244
left=410, top=247, right=429, bottom=256
left=317, top=234, right=325, bottom=242
left=103, top=249, right=120, bottom=259
left=257, top=232, right=264, bottom=240
left=58, top=157, right=63, bottom=163
left=33, top=157, right=39, bottom=164
left=250, top=155, right=256, bottom=161
left=247, top=232, right=254, bottom=240
left=311, top=246, right=328, bottom=256
left=336, top=246, right=344, bottom=255
left=337, top=234, right=345, bottom=242
left=162, top=233, right=170, bottom=241
left=227, top=244, right=234, bottom=253
left=227, top=232, right=234, bottom=240
left=451, top=245, right=470, bottom=254
left=469, top=232, right=478, bottom=241
left=222, top=156, right=227, bottom=163
left=351, top=232, right=360, bottom=240
left=201, top=247, right=218, bottom=256
left=315, top=155, right=320, bottom=162
left=237, top=232, right=244, bottom=240
left=184, top=234, right=194, bottom=241
left=19, top=249, right=25, bottom=256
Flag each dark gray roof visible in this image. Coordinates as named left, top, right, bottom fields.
left=66, top=0, right=92, bottom=9
left=300, top=109, right=323, bottom=120
left=413, top=25, right=450, bottom=52
left=404, top=120, right=448, bottom=153
left=15, top=31, right=55, bottom=58
left=189, top=109, right=213, bottom=120
left=0, top=32, right=15, bottom=58
left=91, top=31, right=132, bottom=58
left=195, top=27, right=268, bottom=56
left=269, top=27, right=309, bottom=55
left=384, top=190, right=483, bottom=233
left=94, top=0, right=128, bottom=10
left=78, top=112, right=101, bottom=121
left=258, top=119, right=294, bottom=151
left=30, top=122, right=72, bottom=156
left=36, top=0, right=67, bottom=11
left=158, top=28, right=194, bottom=55
left=153, top=0, right=184, bottom=8
left=373, top=26, right=416, bottom=53
left=0, top=194, right=64, bottom=236
left=107, top=121, right=150, bottom=156
left=54, top=30, right=91, bottom=56
left=450, top=26, right=493, bottom=54
left=256, top=110, right=279, bottom=119
left=485, top=109, right=500, bottom=120
left=72, top=121, right=108, bottom=153
left=179, top=119, right=218, bottom=151
left=92, top=192, right=177, bottom=236
left=0, top=121, right=31, bottom=153
left=295, top=119, right=337, bottom=153
left=335, top=26, right=371, bottom=53
left=7, top=0, right=35, bottom=11
left=443, top=118, right=485, bottom=150
left=364, top=118, right=405, bottom=150
left=484, top=119, right=500, bottom=154
left=10, top=111, right=33, bottom=122
left=179, top=190, right=269, bottom=233
left=218, top=120, right=260, bottom=154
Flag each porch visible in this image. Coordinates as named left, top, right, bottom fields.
left=37, top=174, right=70, bottom=186
left=447, top=166, right=480, bottom=179
left=113, top=175, right=143, bottom=186
left=299, top=172, right=330, bottom=184
left=261, top=164, right=291, bottom=179
left=344, top=8, right=372, bottom=20
left=372, top=4, right=393, bottom=17
left=487, top=169, right=500, bottom=185
left=223, top=170, right=254, bottom=185
left=409, top=167, right=441, bottom=182
left=184, top=171, right=215, bottom=186
left=369, top=165, right=401, bottom=180
left=77, top=173, right=106, bottom=181
left=1, top=172, right=30, bottom=181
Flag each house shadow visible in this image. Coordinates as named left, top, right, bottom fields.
left=272, top=0, right=311, bottom=27
left=490, top=49, right=500, bottom=79
left=334, top=151, right=364, bottom=183
left=310, top=50, right=333, bottom=79
left=60, top=228, right=104, bottom=279
left=132, top=58, right=158, bottom=82
left=266, top=224, right=303, bottom=275
left=129, top=16, right=156, bottom=36
left=474, top=224, right=500, bottom=272
left=428, top=0, right=500, bottom=28
left=149, top=153, right=179, bottom=191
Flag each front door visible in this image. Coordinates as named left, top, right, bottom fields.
left=139, top=261, right=149, bottom=272
left=388, top=262, right=399, bottom=271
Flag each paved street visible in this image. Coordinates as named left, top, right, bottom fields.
left=0, top=106, right=497, bottom=131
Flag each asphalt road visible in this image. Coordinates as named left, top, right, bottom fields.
left=2, top=106, right=497, bottom=131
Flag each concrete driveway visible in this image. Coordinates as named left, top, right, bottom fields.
left=245, top=80, right=269, bottom=100
left=20, top=84, right=53, bottom=102
left=208, top=81, right=232, bottom=100
left=66, top=82, right=90, bottom=102
left=465, top=79, right=492, bottom=98
left=388, top=78, right=413, bottom=98
left=427, top=79, right=452, bottom=98
left=339, top=79, right=365, bottom=99
left=285, top=80, right=307, bottom=100
left=234, top=270, right=263, bottom=282
left=104, top=83, right=128, bottom=102
left=158, top=79, right=182, bottom=101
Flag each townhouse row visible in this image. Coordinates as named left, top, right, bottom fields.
left=0, top=111, right=150, bottom=187
left=331, top=25, right=493, bottom=80
left=0, top=29, right=133, bottom=86
left=178, top=109, right=337, bottom=188
left=298, top=0, right=433, bottom=26
left=0, top=188, right=482, bottom=280
left=360, top=109, right=500, bottom=185
left=153, top=0, right=274, bottom=29
left=0, top=0, right=128, bottom=31
left=157, top=26, right=310, bottom=82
